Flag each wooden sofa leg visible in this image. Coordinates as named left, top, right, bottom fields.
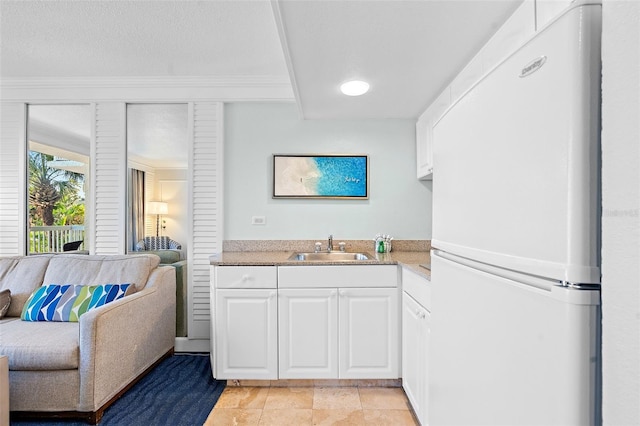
left=88, top=408, right=103, bottom=425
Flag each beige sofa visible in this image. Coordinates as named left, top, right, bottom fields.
left=0, top=254, right=176, bottom=424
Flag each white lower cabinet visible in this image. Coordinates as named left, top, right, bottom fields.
left=214, top=289, right=278, bottom=379
left=279, top=287, right=399, bottom=379
left=402, top=267, right=431, bottom=425
left=212, top=264, right=399, bottom=381
left=278, top=289, right=338, bottom=378
left=212, top=266, right=278, bottom=380
left=339, top=288, right=399, bottom=379
left=402, top=292, right=430, bottom=424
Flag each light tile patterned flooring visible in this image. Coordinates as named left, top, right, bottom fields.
left=204, top=386, right=419, bottom=425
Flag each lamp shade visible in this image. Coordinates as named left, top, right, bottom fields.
left=147, top=201, right=168, bottom=215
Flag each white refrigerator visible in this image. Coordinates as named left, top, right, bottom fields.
left=430, top=2, right=602, bottom=425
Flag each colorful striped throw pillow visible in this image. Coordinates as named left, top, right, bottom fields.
left=21, top=283, right=134, bottom=322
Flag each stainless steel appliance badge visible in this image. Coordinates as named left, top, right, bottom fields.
left=520, top=56, right=547, bottom=77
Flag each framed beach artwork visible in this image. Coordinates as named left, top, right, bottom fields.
left=273, top=154, right=369, bottom=199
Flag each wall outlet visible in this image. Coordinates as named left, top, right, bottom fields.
left=251, top=216, right=266, bottom=225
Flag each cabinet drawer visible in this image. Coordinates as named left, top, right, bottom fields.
left=402, top=267, right=431, bottom=312
left=215, top=266, right=277, bottom=289
left=278, top=265, right=398, bottom=288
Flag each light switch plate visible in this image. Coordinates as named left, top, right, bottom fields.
left=251, top=216, right=266, bottom=225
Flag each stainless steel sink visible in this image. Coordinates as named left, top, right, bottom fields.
left=287, top=251, right=373, bottom=262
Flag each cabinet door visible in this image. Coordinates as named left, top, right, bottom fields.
left=416, top=88, right=451, bottom=180
left=402, top=292, right=423, bottom=419
left=422, top=308, right=431, bottom=425
left=402, top=291, right=430, bottom=425
left=279, top=288, right=338, bottom=379
left=214, top=289, right=277, bottom=379
left=416, top=116, right=432, bottom=179
left=339, top=288, right=399, bottom=379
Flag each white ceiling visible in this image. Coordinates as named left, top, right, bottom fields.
left=273, top=0, right=523, bottom=119
left=28, top=105, right=90, bottom=140
left=2, top=0, right=523, bottom=161
left=127, top=104, right=189, bottom=169
left=0, top=0, right=288, bottom=78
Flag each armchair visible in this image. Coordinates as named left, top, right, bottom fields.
left=130, top=243, right=187, bottom=338
left=135, top=236, right=181, bottom=251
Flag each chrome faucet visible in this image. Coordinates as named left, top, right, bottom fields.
left=327, top=234, right=333, bottom=252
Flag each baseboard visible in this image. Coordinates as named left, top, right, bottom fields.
left=175, top=337, right=210, bottom=353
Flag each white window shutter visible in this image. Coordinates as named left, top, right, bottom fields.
left=92, top=102, right=126, bottom=254
left=0, top=103, right=26, bottom=256
left=188, top=102, right=223, bottom=339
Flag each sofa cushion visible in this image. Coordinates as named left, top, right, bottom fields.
left=0, top=320, right=79, bottom=370
left=21, top=284, right=135, bottom=322
left=42, top=254, right=160, bottom=291
left=152, top=250, right=181, bottom=264
left=0, top=290, right=11, bottom=320
left=0, top=255, right=52, bottom=317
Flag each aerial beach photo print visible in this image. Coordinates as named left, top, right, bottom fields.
left=273, top=155, right=368, bottom=199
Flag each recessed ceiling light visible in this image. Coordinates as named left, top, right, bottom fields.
left=340, top=80, right=370, bottom=96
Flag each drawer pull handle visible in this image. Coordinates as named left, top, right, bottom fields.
left=241, top=274, right=251, bottom=281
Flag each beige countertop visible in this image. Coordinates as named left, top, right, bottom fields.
left=210, top=250, right=431, bottom=280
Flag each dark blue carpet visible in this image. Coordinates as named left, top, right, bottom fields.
left=11, top=353, right=226, bottom=426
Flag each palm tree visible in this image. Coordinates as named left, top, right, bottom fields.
left=28, top=151, right=83, bottom=226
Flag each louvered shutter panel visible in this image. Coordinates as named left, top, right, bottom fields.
left=93, top=103, right=126, bottom=254
left=0, top=103, right=26, bottom=255
left=188, top=102, right=223, bottom=338
left=145, top=170, right=155, bottom=237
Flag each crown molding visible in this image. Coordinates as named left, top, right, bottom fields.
left=0, top=75, right=292, bottom=89
left=0, top=75, right=295, bottom=102
left=271, top=0, right=305, bottom=119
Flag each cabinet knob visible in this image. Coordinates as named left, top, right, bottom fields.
left=241, top=274, right=250, bottom=281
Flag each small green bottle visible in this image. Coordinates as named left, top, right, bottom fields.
left=377, top=240, right=385, bottom=253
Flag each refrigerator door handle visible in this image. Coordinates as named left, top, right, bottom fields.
left=558, top=281, right=601, bottom=290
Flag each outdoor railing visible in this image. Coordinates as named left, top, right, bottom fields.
left=29, top=225, right=85, bottom=253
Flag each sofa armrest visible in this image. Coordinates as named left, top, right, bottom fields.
left=77, top=266, right=176, bottom=412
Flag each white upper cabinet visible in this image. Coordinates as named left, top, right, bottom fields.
left=416, top=0, right=539, bottom=182
left=416, top=116, right=431, bottom=179
left=482, top=0, right=536, bottom=75
left=450, top=54, right=484, bottom=104
left=416, top=87, right=451, bottom=180
left=536, top=0, right=574, bottom=30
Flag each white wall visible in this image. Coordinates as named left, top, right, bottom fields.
left=154, top=168, right=188, bottom=252
left=224, top=102, right=431, bottom=240
left=601, top=1, right=640, bottom=424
